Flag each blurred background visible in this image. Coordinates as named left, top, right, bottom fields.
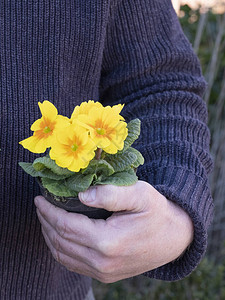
left=93, top=1, right=225, bottom=299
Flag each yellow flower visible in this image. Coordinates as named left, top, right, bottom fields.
left=76, top=104, right=128, bottom=154
left=71, top=100, right=103, bottom=120
left=19, top=101, right=70, bottom=153
left=49, top=124, right=97, bottom=172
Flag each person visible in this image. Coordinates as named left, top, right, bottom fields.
left=0, top=0, right=213, bottom=299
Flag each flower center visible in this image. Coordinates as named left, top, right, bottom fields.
left=71, top=144, right=78, bottom=152
left=43, top=126, right=51, bottom=134
left=96, top=128, right=105, bottom=135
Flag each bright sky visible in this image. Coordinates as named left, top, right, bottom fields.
left=172, top=0, right=225, bottom=13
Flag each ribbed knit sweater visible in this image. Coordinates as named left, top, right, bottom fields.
left=0, top=0, right=213, bottom=299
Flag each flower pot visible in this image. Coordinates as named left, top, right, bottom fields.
left=36, top=178, right=112, bottom=220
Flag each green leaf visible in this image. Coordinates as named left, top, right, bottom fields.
left=41, top=178, right=78, bottom=197
left=122, top=118, right=141, bottom=151
left=33, top=162, right=45, bottom=171
left=32, top=156, right=74, bottom=176
left=19, top=162, right=70, bottom=180
left=127, top=147, right=144, bottom=168
left=95, top=168, right=138, bottom=186
left=82, top=159, right=115, bottom=177
left=19, top=162, right=40, bottom=177
left=104, top=148, right=137, bottom=172
left=65, top=173, right=95, bottom=192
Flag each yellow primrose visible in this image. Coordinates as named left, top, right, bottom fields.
left=19, top=101, right=70, bottom=153
left=49, top=124, right=97, bottom=172
left=77, top=105, right=128, bottom=154
left=71, top=100, right=125, bottom=121
left=71, top=100, right=103, bottom=120
left=111, top=103, right=125, bottom=121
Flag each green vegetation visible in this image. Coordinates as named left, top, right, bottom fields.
left=93, top=254, right=225, bottom=300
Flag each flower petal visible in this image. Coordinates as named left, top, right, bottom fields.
left=71, top=100, right=103, bottom=119
left=34, top=140, right=49, bottom=153
left=38, top=101, right=58, bottom=120
left=112, top=104, right=125, bottom=120
left=19, top=135, right=47, bottom=153
left=55, top=115, right=71, bottom=129
left=103, top=142, right=121, bottom=154
left=30, top=118, right=43, bottom=131
left=67, top=158, right=84, bottom=172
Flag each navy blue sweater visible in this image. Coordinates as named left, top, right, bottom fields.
left=0, top=0, right=213, bottom=298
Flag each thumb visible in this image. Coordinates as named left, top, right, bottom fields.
left=78, top=181, right=154, bottom=212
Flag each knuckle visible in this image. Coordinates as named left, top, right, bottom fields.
left=96, top=185, right=118, bottom=211
left=55, top=218, right=71, bottom=239
left=138, top=181, right=161, bottom=211
left=95, top=258, right=115, bottom=276
left=51, top=233, right=62, bottom=252
left=96, top=238, right=119, bottom=257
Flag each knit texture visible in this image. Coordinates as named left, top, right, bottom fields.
left=0, top=0, right=213, bottom=298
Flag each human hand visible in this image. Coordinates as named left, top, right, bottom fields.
left=34, top=181, right=193, bottom=283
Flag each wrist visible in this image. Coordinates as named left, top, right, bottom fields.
left=167, top=199, right=194, bottom=258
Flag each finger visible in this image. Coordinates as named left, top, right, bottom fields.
left=41, top=228, right=98, bottom=278
left=78, top=180, right=158, bottom=212
left=40, top=221, right=98, bottom=270
left=36, top=208, right=93, bottom=250
left=41, top=228, right=134, bottom=283
left=34, top=196, right=104, bottom=248
left=37, top=207, right=114, bottom=272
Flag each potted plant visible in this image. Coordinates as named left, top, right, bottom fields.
left=19, top=100, right=144, bottom=219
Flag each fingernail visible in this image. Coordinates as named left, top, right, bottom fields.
left=34, top=197, right=40, bottom=206
left=34, top=196, right=44, bottom=207
left=79, top=187, right=96, bottom=203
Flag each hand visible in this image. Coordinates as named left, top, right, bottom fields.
left=34, top=181, right=193, bottom=283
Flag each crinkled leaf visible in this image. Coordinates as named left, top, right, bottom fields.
left=65, top=173, right=95, bottom=192
left=95, top=168, right=138, bottom=186
left=82, top=159, right=115, bottom=177
left=33, top=156, right=74, bottom=176
left=41, top=178, right=78, bottom=197
left=19, top=162, right=40, bottom=177
left=19, top=162, right=69, bottom=180
left=127, top=147, right=144, bottom=168
left=33, top=162, right=45, bottom=171
left=122, top=118, right=141, bottom=151
left=104, top=149, right=137, bottom=173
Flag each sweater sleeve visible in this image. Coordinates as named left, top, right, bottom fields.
left=99, top=0, right=213, bottom=281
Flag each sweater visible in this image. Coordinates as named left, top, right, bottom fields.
left=0, top=0, right=213, bottom=299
